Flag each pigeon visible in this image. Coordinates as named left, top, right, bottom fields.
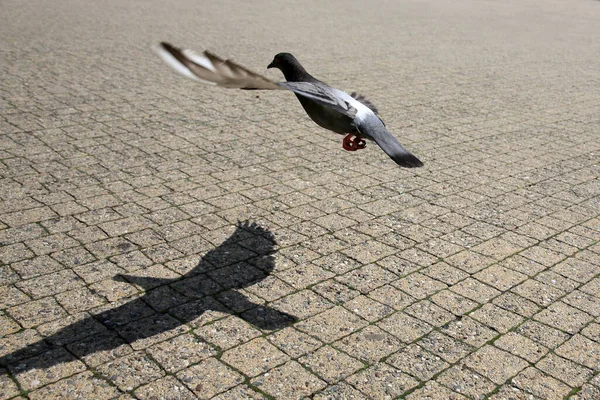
left=154, top=42, right=423, bottom=168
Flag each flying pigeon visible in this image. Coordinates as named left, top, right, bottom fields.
left=154, top=42, right=423, bottom=168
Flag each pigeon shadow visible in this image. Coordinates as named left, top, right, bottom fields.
left=0, top=221, right=296, bottom=374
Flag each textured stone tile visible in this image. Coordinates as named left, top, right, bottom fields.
left=536, top=353, right=593, bottom=388
left=515, top=320, right=570, bottom=350
left=27, top=371, right=119, bottom=400
left=441, top=317, right=498, bottom=348
left=394, top=273, right=447, bottom=299
left=422, top=262, right=469, bottom=285
left=221, top=337, right=289, bottom=377
left=251, top=361, right=326, bottom=399
left=195, top=316, right=261, bottom=350
left=378, top=312, right=434, bottom=343
left=431, top=289, right=478, bottom=315
left=464, top=345, right=528, bottom=385
left=177, top=358, right=244, bottom=399
left=96, top=351, right=164, bottom=391
left=211, top=384, right=267, bottom=400
left=134, top=375, right=197, bottom=400
left=533, top=301, right=593, bottom=334
left=296, top=306, right=367, bottom=343
left=313, top=382, right=368, bottom=400
left=405, top=381, right=468, bottom=400
left=335, top=325, right=402, bottom=364
left=420, top=331, right=474, bottom=363
left=451, top=278, right=500, bottom=303
left=474, top=265, right=528, bottom=291
left=0, top=369, right=20, bottom=399
left=368, top=284, right=416, bottom=310
left=494, top=332, right=548, bottom=363
left=147, top=333, right=216, bottom=373
left=511, top=367, right=571, bottom=400
left=336, top=263, right=397, bottom=294
left=405, top=299, right=456, bottom=327
left=470, top=304, right=524, bottom=333
left=345, top=363, right=418, bottom=399
left=512, top=279, right=565, bottom=307
left=343, top=295, right=394, bottom=321
left=299, top=345, right=363, bottom=383
left=10, top=348, right=87, bottom=391
left=556, top=334, right=600, bottom=371
left=267, top=327, right=323, bottom=358
left=387, top=343, right=449, bottom=381
left=8, top=297, right=67, bottom=328
left=436, top=364, right=495, bottom=399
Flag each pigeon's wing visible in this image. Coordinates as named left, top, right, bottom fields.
left=155, top=42, right=281, bottom=89
left=350, top=92, right=378, bottom=115
left=357, top=114, right=423, bottom=168
left=154, top=42, right=356, bottom=116
left=280, top=81, right=356, bottom=117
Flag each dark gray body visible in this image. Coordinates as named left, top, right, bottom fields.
left=295, top=95, right=358, bottom=135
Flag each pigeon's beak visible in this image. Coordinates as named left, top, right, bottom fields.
left=267, top=61, right=276, bottom=69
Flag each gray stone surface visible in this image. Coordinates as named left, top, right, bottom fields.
left=1, top=0, right=599, bottom=398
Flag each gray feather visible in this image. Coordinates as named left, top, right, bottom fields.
left=358, top=114, right=423, bottom=168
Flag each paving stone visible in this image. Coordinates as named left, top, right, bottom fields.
left=10, top=348, right=87, bottom=391
left=511, top=367, right=571, bottom=400
left=536, top=353, right=593, bottom=388
left=221, top=337, right=289, bottom=377
left=515, top=320, right=570, bottom=349
left=334, top=325, right=402, bottom=364
left=177, top=358, right=244, bottom=399
left=195, top=316, right=262, bottom=350
left=8, top=297, right=67, bottom=328
left=345, top=363, right=419, bottom=399
left=533, top=301, right=594, bottom=334
left=405, top=299, right=456, bottom=327
left=494, top=332, right=548, bottom=363
left=147, top=333, right=216, bottom=373
left=299, top=345, right=363, bottom=383
left=387, top=343, right=449, bottom=381
left=267, top=327, right=323, bottom=358
left=377, top=311, right=434, bottom=343
left=27, top=371, right=119, bottom=400
left=464, top=345, right=529, bottom=385
left=451, top=278, right=500, bottom=303
left=96, top=351, right=164, bottom=391
left=343, top=294, right=394, bottom=321
left=251, top=361, right=326, bottom=399
left=470, top=303, right=524, bottom=334
left=420, top=331, right=475, bottom=363
left=313, top=382, right=368, bottom=400
left=492, top=292, right=540, bottom=318
left=134, top=375, right=197, bottom=400
left=555, top=334, right=600, bottom=371
left=405, top=381, right=468, bottom=400
left=436, top=364, right=496, bottom=399
left=296, top=306, right=368, bottom=343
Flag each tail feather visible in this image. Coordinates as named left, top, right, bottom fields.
left=358, top=116, right=423, bottom=168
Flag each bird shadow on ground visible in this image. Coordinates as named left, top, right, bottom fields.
left=0, top=221, right=296, bottom=375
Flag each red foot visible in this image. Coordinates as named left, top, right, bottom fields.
left=342, top=134, right=366, bottom=152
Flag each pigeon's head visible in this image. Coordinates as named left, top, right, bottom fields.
left=267, top=53, right=297, bottom=70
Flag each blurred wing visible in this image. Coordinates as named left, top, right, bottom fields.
left=154, top=42, right=281, bottom=89
left=154, top=42, right=356, bottom=116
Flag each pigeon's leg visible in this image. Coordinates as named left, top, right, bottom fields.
left=343, top=134, right=358, bottom=151
left=354, top=136, right=367, bottom=149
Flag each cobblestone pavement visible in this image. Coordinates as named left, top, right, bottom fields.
left=1, top=0, right=600, bottom=399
